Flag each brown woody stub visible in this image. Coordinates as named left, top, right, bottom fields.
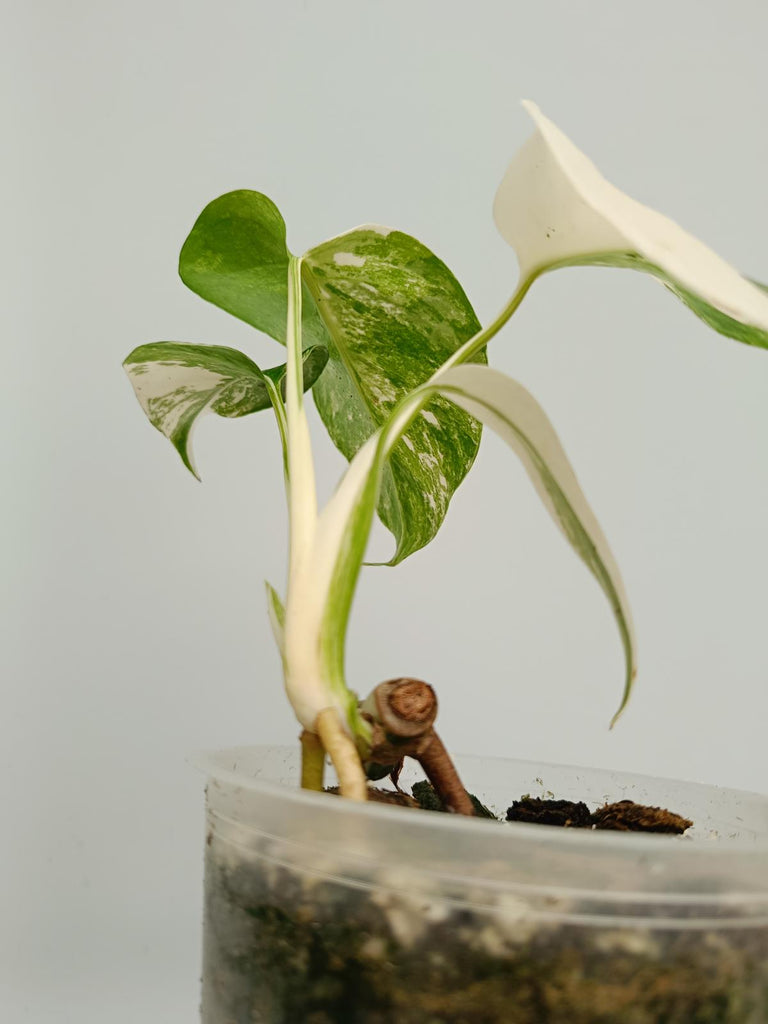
left=388, top=679, right=436, bottom=726
left=373, top=678, right=437, bottom=738
left=362, top=678, right=475, bottom=817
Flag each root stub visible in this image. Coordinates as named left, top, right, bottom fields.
left=388, top=679, right=437, bottom=725
left=373, top=678, right=438, bottom=738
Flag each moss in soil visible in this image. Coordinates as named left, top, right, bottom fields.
left=411, top=780, right=496, bottom=819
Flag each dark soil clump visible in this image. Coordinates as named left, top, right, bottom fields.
left=325, top=785, right=419, bottom=808
left=328, top=782, right=693, bottom=835
left=506, top=797, right=593, bottom=828
left=506, top=797, right=692, bottom=834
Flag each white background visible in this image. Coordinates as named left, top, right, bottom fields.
left=4, top=2, right=768, bottom=1020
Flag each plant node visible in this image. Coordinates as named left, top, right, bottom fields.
left=362, top=679, right=474, bottom=816
left=371, top=678, right=438, bottom=737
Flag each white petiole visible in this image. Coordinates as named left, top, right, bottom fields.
left=284, top=256, right=318, bottom=592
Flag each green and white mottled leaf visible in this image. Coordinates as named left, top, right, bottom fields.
left=303, top=227, right=486, bottom=564
left=284, top=363, right=635, bottom=737
left=123, top=341, right=328, bottom=477
left=179, top=190, right=487, bottom=564
left=494, top=102, right=768, bottom=350
left=434, top=365, right=635, bottom=725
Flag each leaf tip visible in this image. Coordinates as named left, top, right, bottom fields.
left=177, top=447, right=202, bottom=481
left=609, top=665, right=637, bottom=730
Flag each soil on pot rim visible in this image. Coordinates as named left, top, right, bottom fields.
left=329, top=781, right=694, bottom=835
left=404, top=779, right=694, bottom=835
left=505, top=795, right=693, bottom=834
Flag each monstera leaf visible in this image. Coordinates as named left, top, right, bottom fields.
left=179, top=193, right=486, bottom=563
left=124, top=341, right=327, bottom=477
left=494, top=102, right=768, bottom=350
left=282, top=362, right=635, bottom=733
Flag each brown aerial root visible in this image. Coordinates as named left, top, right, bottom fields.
left=364, top=678, right=474, bottom=816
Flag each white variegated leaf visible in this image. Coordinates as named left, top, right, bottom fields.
left=304, top=227, right=486, bottom=563
left=494, top=102, right=768, bottom=350
left=283, top=363, right=635, bottom=735
left=178, top=191, right=486, bottom=565
left=123, top=342, right=327, bottom=477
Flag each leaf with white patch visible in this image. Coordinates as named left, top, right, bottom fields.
left=285, top=363, right=635, bottom=736
left=303, top=227, right=486, bottom=564
left=494, top=102, right=768, bottom=350
left=179, top=191, right=487, bottom=565
left=123, top=341, right=328, bottom=477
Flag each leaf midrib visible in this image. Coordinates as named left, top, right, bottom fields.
left=302, top=265, right=381, bottom=423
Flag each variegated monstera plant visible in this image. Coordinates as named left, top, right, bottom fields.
left=125, top=103, right=768, bottom=800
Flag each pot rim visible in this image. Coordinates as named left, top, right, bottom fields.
left=190, top=744, right=768, bottom=857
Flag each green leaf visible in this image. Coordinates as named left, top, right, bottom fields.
left=178, top=190, right=329, bottom=347
left=178, top=191, right=487, bottom=565
left=123, top=342, right=328, bottom=477
left=302, top=364, right=634, bottom=734
left=303, top=226, right=486, bottom=564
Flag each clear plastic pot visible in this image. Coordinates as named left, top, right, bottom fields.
left=195, top=746, right=768, bottom=1023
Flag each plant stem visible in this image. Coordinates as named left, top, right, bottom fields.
left=417, top=731, right=474, bottom=815
left=439, top=273, right=537, bottom=372
left=375, top=275, right=538, bottom=468
left=315, top=707, right=368, bottom=801
left=364, top=679, right=474, bottom=815
left=312, top=276, right=541, bottom=749
left=285, top=255, right=318, bottom=591
left=262, top=374, right=290, bottom=482
left=300, top=730, right=325, bottom=791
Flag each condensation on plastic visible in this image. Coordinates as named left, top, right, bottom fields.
left=194, top=746, right=768, bottom=928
